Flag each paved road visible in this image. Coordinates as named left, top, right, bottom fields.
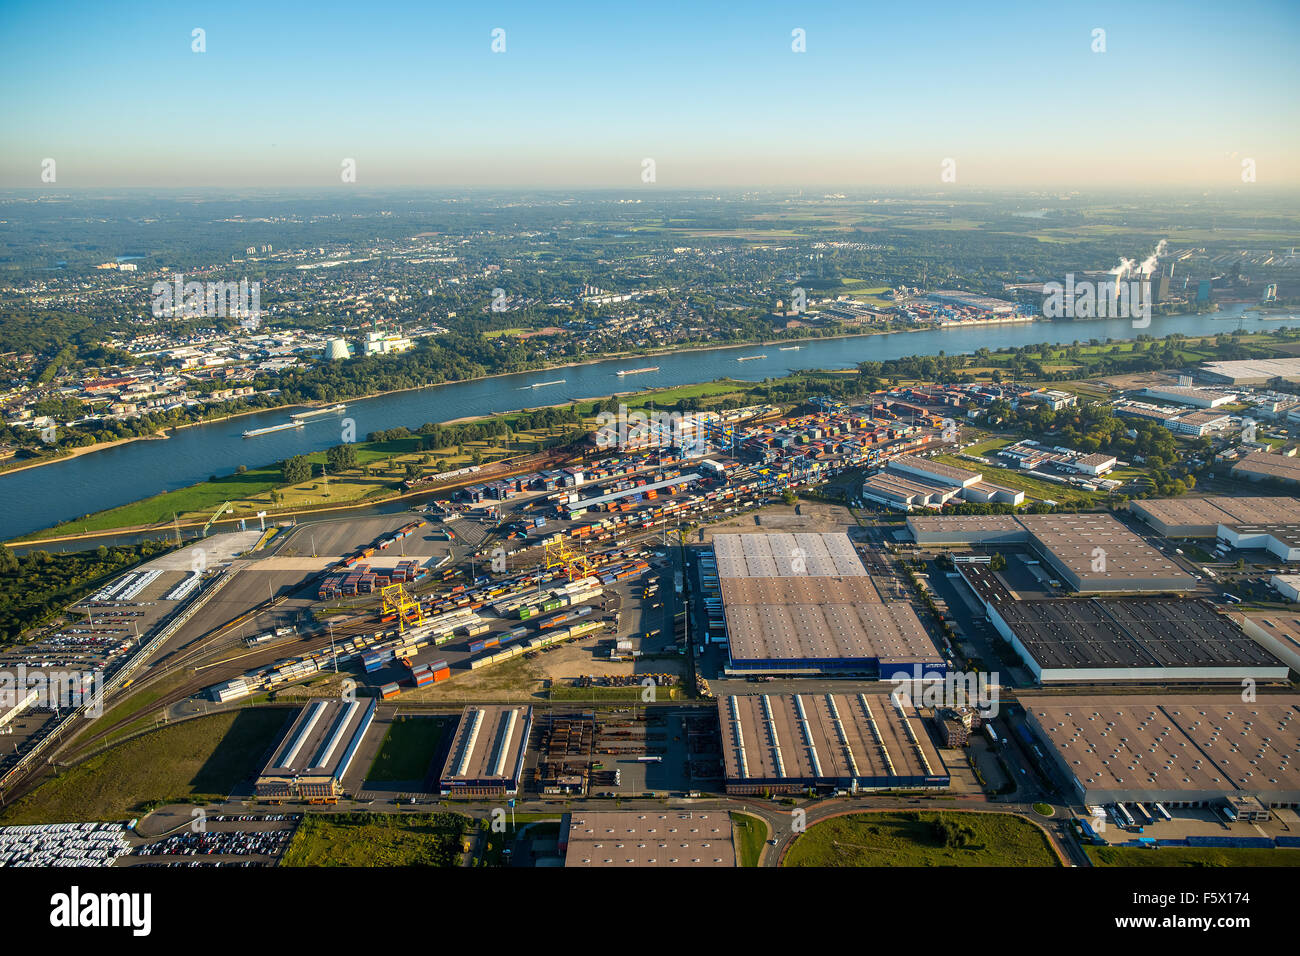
left=141, top=785, right=1086, bottom=868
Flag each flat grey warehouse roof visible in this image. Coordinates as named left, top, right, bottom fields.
left=564, top=811, right=735, bottom=867
left=1022, top=695, right=1300, bottom=800
left=714, top=532, right=942, bottom=665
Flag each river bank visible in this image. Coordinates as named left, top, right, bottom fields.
left=3, top=304, right=1291, bottom=544
left=0, top=325, right=936, bottom=480
left=9, top=444, right=561, bottom=548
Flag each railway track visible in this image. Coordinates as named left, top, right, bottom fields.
left=56, top=606, right=397, bottom=764
left=7, top=453, right=717, bottom=801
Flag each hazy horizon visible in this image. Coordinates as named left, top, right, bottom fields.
left=3, top=0, right=1297, bottom=191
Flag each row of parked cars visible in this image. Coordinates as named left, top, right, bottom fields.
left=134, top=828, right=293, bottom=858
left=133, top=859, right=270, bottom=868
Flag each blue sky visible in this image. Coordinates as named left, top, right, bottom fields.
left=2, top=0, right=1296, bottom=187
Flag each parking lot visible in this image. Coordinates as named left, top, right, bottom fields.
left=1086, top=805, right=1300, bottom=847
left=123, top=813, right=301, bottom=867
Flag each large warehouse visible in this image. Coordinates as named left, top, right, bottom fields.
left=1021, top=695, right=1300, bottom=808
left=1232, top=451, right=1300, bottom=486
left=712, top=532, right=944, bottom=675
left=908, top=512, right=1196, bottom=593
left=255, top=698, right=377, bottom=801
left=862, top=456, right=1024, bottom=510
left=717, top=692, right=950, bottom=795
left=1218, top=524, right=1300, bottom=562
left=1201, top=357, right=1300, bottom=386
left=959, top=564, right=1287, bottom=683
left=1233, top=612, right=1300, bottom=674
left=438, top=704, right=532, bottom=797
left=1137, top=385, right=1235, bottom=408
left=561, top=811, right=736, bottom=867
left=1129, top=495, right=1300, bottom=538
left=905, top=514, right=1027, bottom=545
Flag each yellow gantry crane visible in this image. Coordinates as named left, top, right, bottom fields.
left=381, top=582, right=424, bottom=632
left=202, top=501, right=233, bottom=537
left=544, top=537, right=596, bottom=583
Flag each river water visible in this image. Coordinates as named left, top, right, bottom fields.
left=4, top=304, right=1293, bottom=542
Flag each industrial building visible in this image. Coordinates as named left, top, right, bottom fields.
left=712, top=532, right=944, bottom=675
left=1115, top=402, right=1232, bottom=437
left=717, top=692, right=950, bottom=795
left=1201, top=357, right=1300, bottom=386
left=1021, top=695, right=1300, bottom=808
left=1138, top=385, right=1235, bottom=408
left=438, top=704, right=532, bottom=797
left=1129, top=496, right=1300, bottom=538
left=1168, top=410, right=1234, bottom=437
left=888, top=455, right=982, bottom=488
left=958, top=564, right=1287, bottom=683
left=1272, top=575, right=1300, bottom=604
left=255, top=699, right=377, bottom=801
left=908, top=512, right=1195, bottom=593
left=0, top=688, right=39, bottom=733
left=1233, top=612, right=1300, bottom=673
left=1024, top=388, right=1078, bottom=410
left=1218, top=525, right=1300, bottom=562
left=862, top=456, right=1023, bottom=510
left=996, top=440, right=1116, bottom=476
left=561, top=811, right=736, bottom=867
left=905, top=514, right=1026, bottom=546
left=1018, top=512, right=1196, bottom=592
left=1232, top=451, right=1300, bottom=486
left=862, top=471, right=960, bottom=509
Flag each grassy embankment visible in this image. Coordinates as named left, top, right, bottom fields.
left=0, top=709, right=290, bottom=825
left=730, top=811, right=768, bottom=867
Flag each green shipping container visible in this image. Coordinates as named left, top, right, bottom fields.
left=518, top=606, right=533, bottom=620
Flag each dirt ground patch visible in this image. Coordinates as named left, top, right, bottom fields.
left=697, top=502, right=857, bottom=542
left=1095, top=370, right=1178, bottom=391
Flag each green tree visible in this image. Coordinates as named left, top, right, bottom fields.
left=281, top=454, right=311, bottom=484
left=326, top=443, right=358, bottom=473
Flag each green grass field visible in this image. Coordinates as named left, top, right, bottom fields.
left=838, top=279, right=895, bottom=307
left=83, top=673, right=192, bottom=747
left=365, top=715, right=448, bottom=782
left=962, top=436, right=1012, bottom=457
left=23, top=428, right=560, bottom=541
left=932, top=453, right=1100, bottom=506
left=730, top=811, right=768, bottom=867
left=280, top=812, right=468, bottom=867
left=1087, top=845, right=1300, bottom=867
left=0, top=709, right=291, bottom=825
left=783, top=811, right=1060, bottom=867
left=616, top=380, right=751, bottom=411
left=31, top=466, right=284, bottom=537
